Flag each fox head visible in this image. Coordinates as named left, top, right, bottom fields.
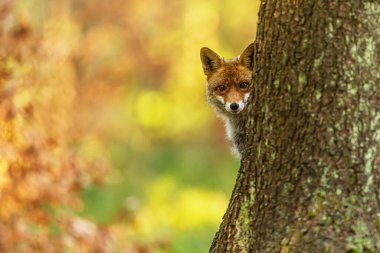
left=200, top=43, right=254, bottom=116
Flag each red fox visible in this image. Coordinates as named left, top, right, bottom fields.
left=200, top=43, right=254, bottom=158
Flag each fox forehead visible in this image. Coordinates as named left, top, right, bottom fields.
left=206, top=63, right=252, bottom=89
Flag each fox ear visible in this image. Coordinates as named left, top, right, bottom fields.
left=200, top=47, right=222, bottom=76
left=239, top=43, right=255, bottom=70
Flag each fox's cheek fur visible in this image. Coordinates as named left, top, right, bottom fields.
left=215, top=95, right=225, bottom=104
left=244, top=93, right=250, bottom=103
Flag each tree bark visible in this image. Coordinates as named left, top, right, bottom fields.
left=210, top=1, right=380, bottom=252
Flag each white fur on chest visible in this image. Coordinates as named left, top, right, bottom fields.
left=223, top=118, right=241, bottom=158
left=224, top=119, right=234, bottom=142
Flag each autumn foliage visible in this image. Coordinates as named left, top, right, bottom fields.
left=0, top=2, right=110, bottom=252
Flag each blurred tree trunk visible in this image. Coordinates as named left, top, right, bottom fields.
left=210, top=1, right=380, bottom=252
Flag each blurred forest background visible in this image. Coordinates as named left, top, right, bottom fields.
left=0, top=0, right=259, bottom=252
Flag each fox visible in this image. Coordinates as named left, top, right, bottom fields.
left=200, top=43, right=255, bottom=158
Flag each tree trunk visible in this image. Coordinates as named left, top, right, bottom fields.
left=210, top=1, right=380, bottom=252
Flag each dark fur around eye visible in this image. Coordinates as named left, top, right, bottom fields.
left=216, top=85, right=227, bottom=93
left=239, top=82, right=249, bottom=89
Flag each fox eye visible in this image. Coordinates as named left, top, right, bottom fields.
left=239, top=82, right=249, bottom=90
left=217, top=85, right=227, bottom=93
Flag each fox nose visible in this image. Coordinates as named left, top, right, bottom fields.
left=230, top=103, right=239, bottom=111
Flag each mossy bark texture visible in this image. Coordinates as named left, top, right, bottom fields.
left=210, top=1, right=380, bottom=252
